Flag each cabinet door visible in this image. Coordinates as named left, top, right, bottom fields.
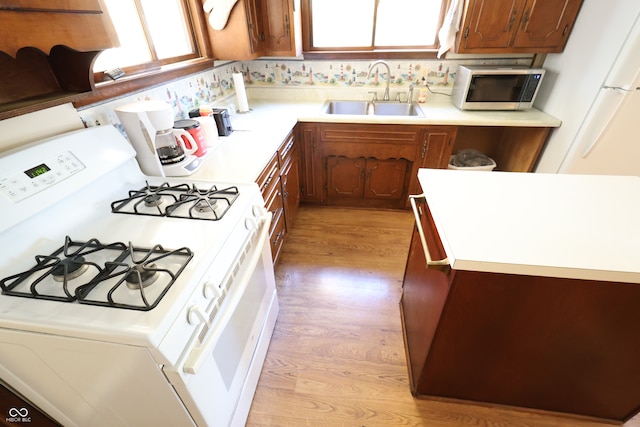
left=326, top=156, right=366, bottom=199
left=458, top=0, right=526, bottom=52
left=262, top=0, right=296, bottom=56
left=407, top=127, right=456, bottom=200
left=401, top=196, right=452, bottom=395
left=511, top=0, right=583, bottom=52
left=206, top=0, right=264, bottom=60
left=364, top=158, right=409, bottom=200
left=246, top=0, right=266, bottom=55
left=298, top=123, right=324, bottom=203
left=281, top=144, right=300, bottom=232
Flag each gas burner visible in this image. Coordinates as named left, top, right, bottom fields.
left=125, top=262, right=159, bottom=289
left=143, top=194, right=164, bottom=208
left=51, top=256, right=89, bottom=282
left=0, top=237, right=192, bottom=311
left=194, top=199, right=218, bottom=213
left=0, top=237, right=125, bottom=302
left=111, top=181, right=239, bottom=221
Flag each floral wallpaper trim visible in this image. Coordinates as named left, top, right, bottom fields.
left=79, top=57, right=531, bottom=129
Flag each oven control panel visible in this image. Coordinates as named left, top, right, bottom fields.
left=0, top=151, right=85, bottom=203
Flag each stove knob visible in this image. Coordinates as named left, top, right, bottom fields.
left=252, top=204, right=266, bottom=218
left=187, top=306, right=211, bottom=327
left=245, top=217, right=257, bottom=230
left=203, top=282, right=222, bottom=299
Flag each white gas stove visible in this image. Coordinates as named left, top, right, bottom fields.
left=0, top=126, right=278, bottom=427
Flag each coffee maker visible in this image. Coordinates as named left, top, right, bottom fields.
left=115, top=100, right=202, bottom=176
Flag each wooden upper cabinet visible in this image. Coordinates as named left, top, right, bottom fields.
left=456, top=0, right=583, bottom=53
left=511, top=0, right=584, bottom=51
left=0, top=0, right=118, bottom=57
left=205, top=0, right=300, bottom=60
left=0, top=0, right=119, bottom=119
left=262, top=0, right=299, bottom=57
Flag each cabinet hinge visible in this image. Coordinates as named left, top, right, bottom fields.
left=464, top=27, right=469, bottom=39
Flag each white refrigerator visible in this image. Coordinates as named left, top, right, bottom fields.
left=534, top=0, right=640, bottom=175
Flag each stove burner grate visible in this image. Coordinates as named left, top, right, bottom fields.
left=0, top=236, right=193, bottom=311
left=111, top=181, right=239, bottom=221
left=0, top=237, right=125, bottom=302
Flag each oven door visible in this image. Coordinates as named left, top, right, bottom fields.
left=163, top=211, right=278, bottom=427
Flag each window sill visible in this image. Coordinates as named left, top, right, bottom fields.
left=74, top=57, right=214, bottom=109
left=302, top=49, right=440, bottom=60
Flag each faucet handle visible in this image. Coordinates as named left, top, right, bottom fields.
left=395, top=92, right=405, bottom=102
left=368, top=91, right=378, bottom=102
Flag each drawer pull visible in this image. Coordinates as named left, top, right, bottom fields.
left=409, top=194, right=450, bottom=272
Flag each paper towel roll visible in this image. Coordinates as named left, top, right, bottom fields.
left=233, top=72, right=250, bottom=113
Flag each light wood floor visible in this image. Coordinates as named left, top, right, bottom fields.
left=246, top=206, right=639, bottom=427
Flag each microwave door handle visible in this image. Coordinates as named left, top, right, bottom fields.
left=409, top=194, right=450, bottom=272
left=182, top=210, right=273, bottom=375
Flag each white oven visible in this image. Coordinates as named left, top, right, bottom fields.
left=0, top=126, right=278, bottom=427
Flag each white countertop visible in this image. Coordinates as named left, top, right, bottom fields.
left=417, top=168, right=640, bottom=283
left=190, top=97, right=561, bottom=183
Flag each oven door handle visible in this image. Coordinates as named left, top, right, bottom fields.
left=182, top=210, right=273, bottom=375
left=409, top=194, right=450, bottom=271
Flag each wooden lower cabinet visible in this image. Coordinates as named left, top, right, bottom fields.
left=256, top=128, right=301, bottom=264
left=401, top=196, right=640, bottom=422
left=326, top=156, right=409, bottom=206
left=279, top=130, right=300, bottom=232
left=299, top=122, right=456, bottom=209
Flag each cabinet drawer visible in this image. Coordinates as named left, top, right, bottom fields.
left=256, top=153, right=280, bottom=199
left=263, top=175, right=284, bottom=235
left=319, top=123, right=420, bottom=145
left=269, top=206, right=287, bottom=263
left=278, top=130, right=296, bottom=167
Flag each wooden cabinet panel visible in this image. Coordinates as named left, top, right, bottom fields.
left=279, top=132, right=300, bottom=232
left=512, top=0, right=583, bottom=51
left=298, top=123, right=324, bottom=203
left=0, top=0, right=118, bottom=119
left=206, top=0, right=259, bottom=60
left=326, top=156, right=366, bottom=199
left=452, top=126, right=549, bottom=172
left=459, top=0, right=526, bottom=51
left=326, top=156, right=410, bottom=207
left=264, top=179, right=286, bottom=263
left=257, top=128, right=302, bottom=264
left=256, top=153, right=280, bottom=197
left=262, top=0, right=297, bottom=56
left=300, top=123, right=460, bottom=208
left=0, top=1, right=117, bottom=56
left=457, top=0, right=583, bottom=53
left=205, top=0, right=299, bottom=60
left=364, top=158, right=409, bottom=200
left=401, top=196, right=451, bottom=392
left=401, top=195, right=640, bottom=422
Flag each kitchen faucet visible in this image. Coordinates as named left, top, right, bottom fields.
left=367, top=60, right=391, bottom=101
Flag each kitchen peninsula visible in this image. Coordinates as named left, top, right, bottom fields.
left=402, top=168, right=640, bottom=422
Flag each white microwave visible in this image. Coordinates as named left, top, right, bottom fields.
left=451, top=65, right=545, bottom=111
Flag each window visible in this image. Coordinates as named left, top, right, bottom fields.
left=94, top=0, right=197, bottom=72
left=302, top=0, right=448, bottom=57
left=77, top=0, right=211, bottom=107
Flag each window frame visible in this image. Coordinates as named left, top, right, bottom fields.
left=75, top=0, right=212, bottom=108
left=300, top=0, right=450, bottom=60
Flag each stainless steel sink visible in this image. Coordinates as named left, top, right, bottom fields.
left=321, top=100, right=370, bottom=115
left=320, top=100, right=424, bottom=117
left=373, top=102, right=424, bottom=117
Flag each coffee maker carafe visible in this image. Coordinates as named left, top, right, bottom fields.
left=115, top=100, right=201, bottom=176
